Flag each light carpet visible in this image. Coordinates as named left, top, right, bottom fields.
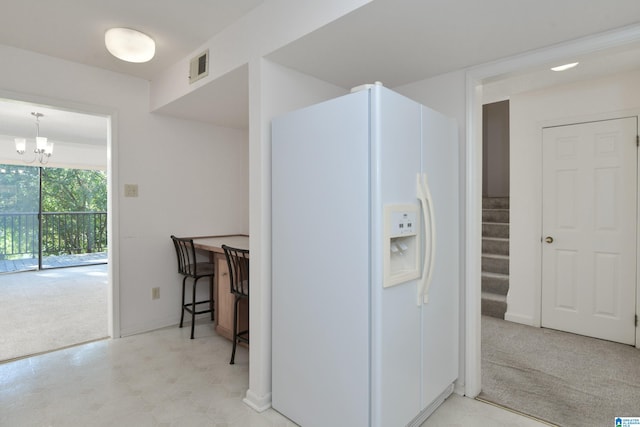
left=480, top=315, right=640, bottom=427
left=0, top=264, right=108, bottom=362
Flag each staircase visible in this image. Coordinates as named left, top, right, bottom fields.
left=481, top=197, right=509, bottom=319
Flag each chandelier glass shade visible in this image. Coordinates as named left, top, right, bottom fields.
left=15, top=112, right=54, bottom=165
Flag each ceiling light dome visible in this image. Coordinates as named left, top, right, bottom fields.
left=105, top=27, right=155, bottom=63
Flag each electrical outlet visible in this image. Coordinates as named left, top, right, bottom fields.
left=152, top=287, right=160, bottom=300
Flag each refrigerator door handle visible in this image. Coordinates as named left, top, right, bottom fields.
left=416, top=173, right=436, bottom=305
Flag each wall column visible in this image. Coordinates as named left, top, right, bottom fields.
left=244, top=58, right=273, bottom=411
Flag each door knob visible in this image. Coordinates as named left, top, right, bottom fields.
left=544, top=236, right=554, bottom=243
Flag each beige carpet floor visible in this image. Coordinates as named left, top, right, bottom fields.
left=0, top=264, right=108, bottom=362
left=480, top=315, right=640, bottom=427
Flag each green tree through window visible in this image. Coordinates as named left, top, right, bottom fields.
left=41, top=167, right=107, bottom=256
left=42, top=168, right=107, bottom=212
left=0, top=165, right=39, bottom=212
left=0, top=164, right=107, bottom=262
left=0, top=165, right=39, bottom=260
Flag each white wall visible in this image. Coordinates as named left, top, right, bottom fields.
left=150, top=0, right=371, bottom=112
left=148, top=0, right=374, bottom=404
left=482, top=101, right=510, bottom=198
left=119, top=114, right=248, bottom=334
left=395, top=72, right=468, bottom=125
left=506, top=68, right=640, bottom=326
left=0, top=44, right=249, bottom=336
left=244, top=58, right=346, bottom=410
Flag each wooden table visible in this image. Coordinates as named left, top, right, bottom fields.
left=193, top=235, right=249, bottom=255
left=193, top=235, right=249, bottom=341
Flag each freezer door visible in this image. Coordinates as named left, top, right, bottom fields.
left=370, top=86, right=424, bottom=427
left=272, top=91, right=372, bottom=427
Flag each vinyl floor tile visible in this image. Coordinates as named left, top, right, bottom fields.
left=0, top=324, right=548, bottom=426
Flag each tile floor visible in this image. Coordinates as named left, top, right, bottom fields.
left=0, top=322, right=550, bottom=427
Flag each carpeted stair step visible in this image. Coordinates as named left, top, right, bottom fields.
left=482, top=253, right=509, bottom=274
left=482, top=197, right=509, bottom=210
left=482, top=236, right=509, bottom=256
left=482, top=222, right=509, bottom=238
left=482, top=197, right=510, bottom=319
left=481, top=291, right=507, bottom=319
left=482, top=272, right=509, bottom=296
left=482, top=208, right=509, bottom=223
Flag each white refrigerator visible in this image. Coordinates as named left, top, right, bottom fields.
left=271, top=83, right=459, bottom=427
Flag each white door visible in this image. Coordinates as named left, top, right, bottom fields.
left=541, top=117, right=637, bottom=345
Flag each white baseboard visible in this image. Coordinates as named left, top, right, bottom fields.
left=504, top=312, right=535, bottom=326
left=119, top=315, right=179, bottom=337
left=244, top=389, right=272, bottom=412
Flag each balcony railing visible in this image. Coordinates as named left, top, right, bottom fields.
left=0, top=212, right=107, bottom=260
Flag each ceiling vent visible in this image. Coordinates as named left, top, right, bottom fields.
left=189, top=49, right=209, bottom=84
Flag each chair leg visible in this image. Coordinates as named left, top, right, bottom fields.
left=230, top=295, right=240, bottom=364
left=190, top=277, right=199, bottom=339
left=179, top=276, right=187, bottom=328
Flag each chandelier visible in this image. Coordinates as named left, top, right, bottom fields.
left=15, top=112, right=54, bottom=165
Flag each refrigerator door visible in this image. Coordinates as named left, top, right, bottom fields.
left=370, top=86, right=424, bottom=427
left=272, top=91, right=372, bottom=427
left=420, top=106, right=459, bottom=409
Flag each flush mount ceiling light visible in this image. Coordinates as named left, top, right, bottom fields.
left=551, top=62, right=579, bottom=72
left=105, top=27, right=155, bottom=63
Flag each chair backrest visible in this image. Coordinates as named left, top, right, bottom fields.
left=171, top=235, right=198, bottom=277
left=222, top=245, right=249, bottom=297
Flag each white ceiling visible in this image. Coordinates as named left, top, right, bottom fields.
left=1, top=0, right=640, bottom=142
left=0, top=99, right=108, bottom=146
left=268, top=0, right=640, bottom=89
left=0, top=0, right=263, bottom=145
left=0, top=0, right=264, bottom=82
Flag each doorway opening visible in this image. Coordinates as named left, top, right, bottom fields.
left=480, top=100, right=510, bottom=320
left=471, top=33, right=640, bottom=426
left=0, top=98, right=111, bottom=362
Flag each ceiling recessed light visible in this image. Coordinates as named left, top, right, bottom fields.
left=105, top=27, right=155, bottom=63
left=551, top=62, right=579, bottom=72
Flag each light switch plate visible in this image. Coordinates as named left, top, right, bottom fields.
left=124, top=184, right=138, bottom=198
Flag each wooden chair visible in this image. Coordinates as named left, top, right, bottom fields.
left=222, top=244, right=249, bottom=364
left=171, top=235, right=215, bottom=339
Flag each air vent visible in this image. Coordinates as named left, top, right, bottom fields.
left=189, top=49, right=209, bottom=84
